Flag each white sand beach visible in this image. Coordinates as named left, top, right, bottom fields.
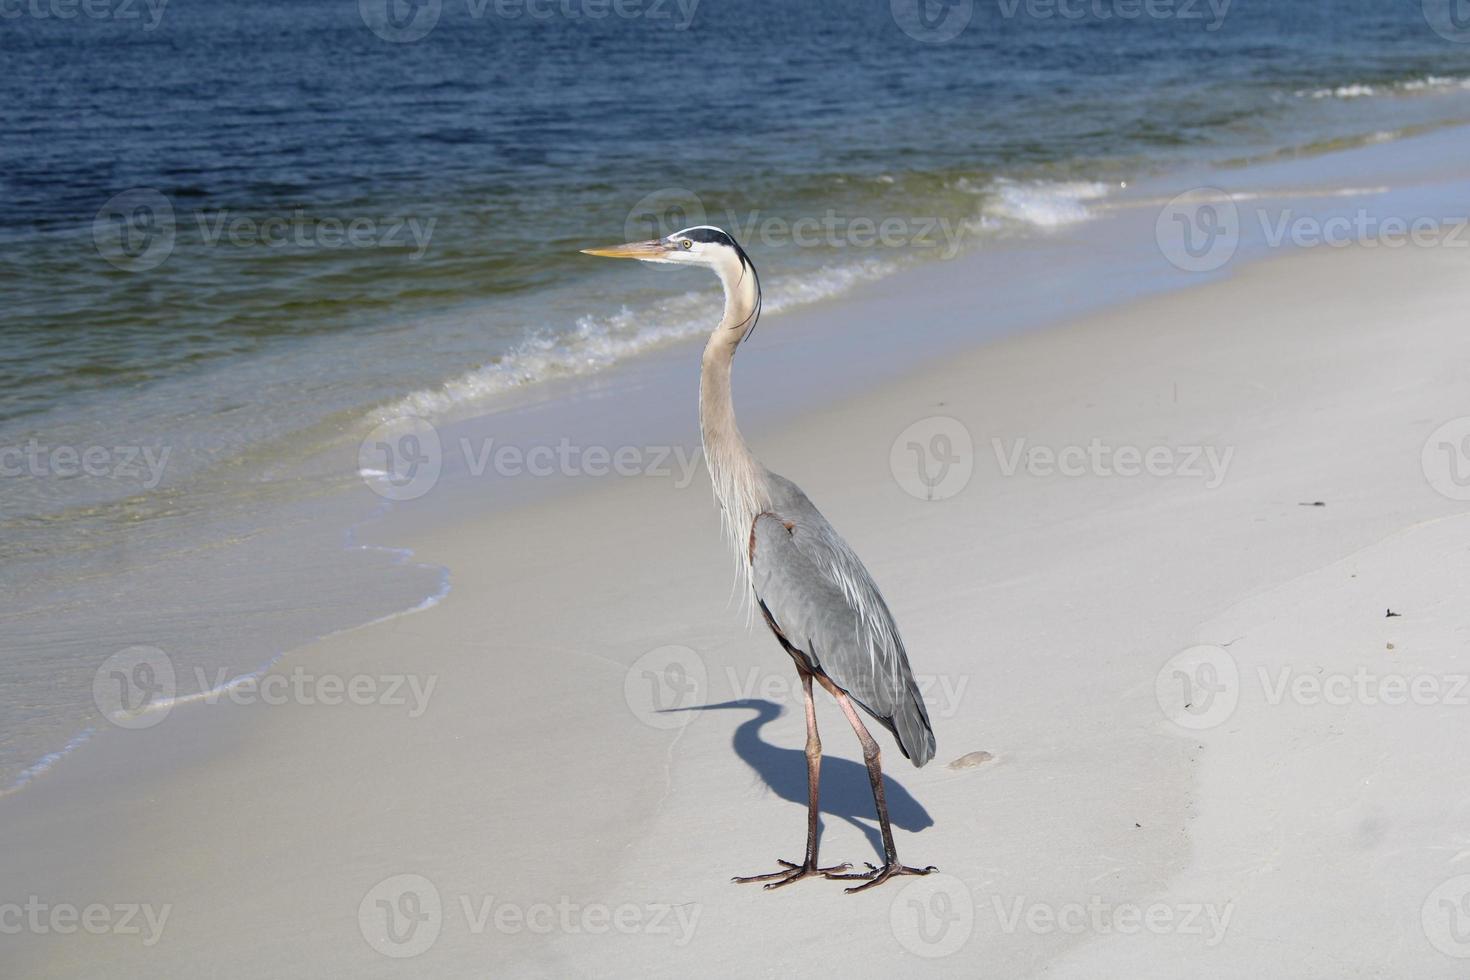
left=5, top=224, right=1470, bottom=976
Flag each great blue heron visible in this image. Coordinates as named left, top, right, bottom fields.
left=583, top=226, right=936, bottom=892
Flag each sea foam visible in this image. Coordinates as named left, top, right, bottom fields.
left=371, top=259, right=900, bottom=424
left=1299, top=75, right=1470, bottom=100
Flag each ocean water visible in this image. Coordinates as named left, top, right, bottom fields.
left=4, top=0, right=1470, bottom=789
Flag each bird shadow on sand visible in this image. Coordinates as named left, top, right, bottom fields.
left=667, top=699, right=933, bottom=862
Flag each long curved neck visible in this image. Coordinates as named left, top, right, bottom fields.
left=699, top=252, right=766, bottom=571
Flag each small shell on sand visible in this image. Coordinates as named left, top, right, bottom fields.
left=948, top=750, right=994, bottom=770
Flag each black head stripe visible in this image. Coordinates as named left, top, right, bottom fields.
left=674, top=225, right=738, bottom=248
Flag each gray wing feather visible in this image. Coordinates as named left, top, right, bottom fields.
left=749, top=478, right=935, bottom=767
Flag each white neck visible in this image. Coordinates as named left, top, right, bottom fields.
left=698, top=250, right=767, bottom=574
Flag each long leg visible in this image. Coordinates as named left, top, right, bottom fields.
left=819, top=680, right=936, bottom=893
left=733, top=668, right=850, bottom=889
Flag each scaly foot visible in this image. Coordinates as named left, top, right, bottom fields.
left=827, top=861, right=938, bottom=893
left=733, top=858, right=853, bottom=890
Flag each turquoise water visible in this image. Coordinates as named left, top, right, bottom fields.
left=5, top=0, right=1470, bottom=789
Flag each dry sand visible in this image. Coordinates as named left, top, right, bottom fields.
left=5, top=240, right=1470, bottom=977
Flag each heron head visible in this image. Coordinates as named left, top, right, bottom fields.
left=581, top=225, right=749, bottom=272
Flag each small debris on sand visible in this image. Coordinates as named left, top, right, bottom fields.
left=948, top=750, right=994, bottom=770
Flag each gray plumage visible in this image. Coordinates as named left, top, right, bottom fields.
left=750, top=474, right=935, bottom=767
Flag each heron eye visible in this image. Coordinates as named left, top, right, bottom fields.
left=681, top=239, right=693, bottom=249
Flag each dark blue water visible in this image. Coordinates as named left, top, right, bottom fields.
left=4, top=0, right=1470, bottom=425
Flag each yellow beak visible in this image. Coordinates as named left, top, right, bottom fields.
left=579, top=240, right=670, bottom=260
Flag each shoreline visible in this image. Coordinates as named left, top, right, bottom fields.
left=8, top=118, right=1470, bottom=801
left=5, top=221, right=1470, bottom=973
